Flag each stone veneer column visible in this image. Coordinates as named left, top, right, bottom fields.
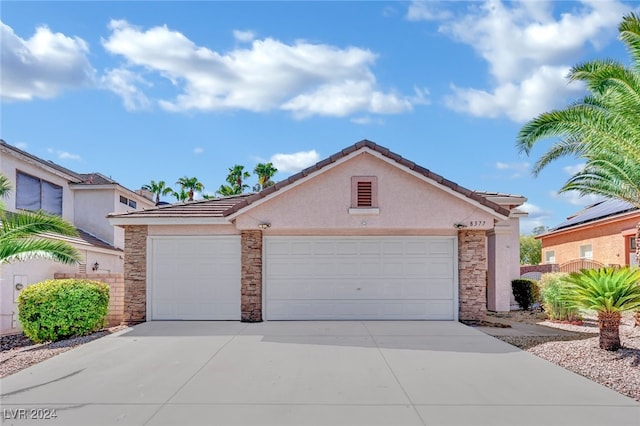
left=241, top=230, right=263, bottom=322
left=458, top=230, right=487, bottom=321
left=123, top=225, right=148, bottom=324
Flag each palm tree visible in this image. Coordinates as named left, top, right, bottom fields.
left=172, top=188, right=190, bottom=203
left=142, top=180, right=174, bottom=205
left=253, top=162, right=278, bottom=192
left=516, top=13, right=640, bottom=265
left=0, top=174, right=80, bottom=265
left=561, top=267, right=640, bottom=351
left=176, top=176, right=204, bottom=202
left=216, top=165, right=250, bottom=196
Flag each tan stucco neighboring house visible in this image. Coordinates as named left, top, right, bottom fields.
left=0, top=140, right=156, bottom=332
left=539, top=199, right=639, bottom=268
left=109, top=140, right=527, bottom=323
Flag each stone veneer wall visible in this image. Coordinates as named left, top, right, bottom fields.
left=241, top=230, right=263, bottom=322
left=520, top=264, right=559, bottom=275
left=458, top=230, right=487, bottom=321
left=54, top=273, right=124, bottom=326
left=123, top=225, right=148, bottom=324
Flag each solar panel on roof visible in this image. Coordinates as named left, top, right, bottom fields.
left=552, top=199, right=637, bottom=230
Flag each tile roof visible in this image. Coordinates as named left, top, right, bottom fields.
left=551, top=199, right=638, bottom=231
left=108, top=194, right=253, bottom=218
left=223, top=140, right=511, bottom=218
left=110, top=140, right=512, bottom=220
left=77, top=173, right=118, bottom=185
left=1, top=139, right=83, bottom=181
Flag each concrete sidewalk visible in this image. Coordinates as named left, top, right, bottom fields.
left=1, top=321, right=638, bottom=426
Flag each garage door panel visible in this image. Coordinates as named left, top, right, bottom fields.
left=150, top=236, right=241, bottom=320
left=265, top=237, right=456, bottom=320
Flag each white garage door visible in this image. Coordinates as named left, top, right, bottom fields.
left=265, top=236, right=457, bottom=320
left=148, top=236, right=241, bottom=320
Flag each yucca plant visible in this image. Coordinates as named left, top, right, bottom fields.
left=561, top=267, right=640, bottom=351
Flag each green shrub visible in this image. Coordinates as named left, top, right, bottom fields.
left=17, top=279, right=109, bottom=343
left=512, top=279, right=537, bottom=310
left=538, top=273, right=581, bottom=322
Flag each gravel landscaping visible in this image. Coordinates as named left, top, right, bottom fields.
left=1, top=315, right=639, bottom=403
left=487, top=310, right=640, bottom=402
left=0, top=325, right=127, bottom=379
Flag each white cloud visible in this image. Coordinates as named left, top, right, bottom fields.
left=193, top=147, right=204, bottom=154
left=15, top=142, right=28, bottom=150
left=270, top=150, right=320, bottom=173
left=58, top=151, right=81, bottom=161
left=102, top=20, right=422, bottom=117
left=563, top=163, right=586, bottom=175
left=1, top=21, right=95, bottom=101
left=494, top=161, right=530, bottom=178
left=519, top=202, right=552, bottom=234
left=350, top=116, right=384, bottom=125
left=420, top=0, right=628, bottom=122
left=233, top=30, right=255, bottom=42
left=550, top=190, right=605, bottom=206
left=47, top=148, right=81, bottom=161
left=406, top=1, right=452, bottom=21
left=101, top=68, right=152, bottom=111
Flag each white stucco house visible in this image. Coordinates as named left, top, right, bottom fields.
left=109, top=141, right=526, bottom=323
left=0, top=140, right=155, bottom=332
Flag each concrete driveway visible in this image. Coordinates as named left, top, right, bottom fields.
left=1, top=321, right=638, bottom=426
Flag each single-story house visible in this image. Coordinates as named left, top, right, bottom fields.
left=539, top=199, right=639, bottom=268
left=108, top=140, right=526, bottom=323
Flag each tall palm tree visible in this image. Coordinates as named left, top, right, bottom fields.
left=253, top=162, right=278, bottom=192
left=175, top=176, right=204, bottom=202
left=142, top=180, right=174, bottom=205
left=216, top=165, right=250, bottom=196
left=561, top=267, right=640, bottom=351
left=517, top=13, right=640, bottom=265
left=0, top=173, right=80, bottom=265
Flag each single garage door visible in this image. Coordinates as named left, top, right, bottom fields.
left=265, top=236, right=456, bottom=320
left=148, top=236, right=241, bottom=320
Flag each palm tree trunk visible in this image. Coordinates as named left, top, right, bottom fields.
left=598, top=311, right=621, bottom=351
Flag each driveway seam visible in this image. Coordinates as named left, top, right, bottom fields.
left=141, top=322, right=250, bottom=426
left=363, top=322, right=427, bottom=426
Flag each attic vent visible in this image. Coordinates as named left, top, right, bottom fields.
left=78, top=263, right=87, bottom=274
left=351, top=176, right=378, bottom=210
left=357, top=181, right=373, bottom=207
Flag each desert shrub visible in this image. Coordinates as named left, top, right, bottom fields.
left=17, top=279, right=109, bottom=343
left=538, top=273, right=581, bottom=322
left=512, top=279, right=537, bottom=310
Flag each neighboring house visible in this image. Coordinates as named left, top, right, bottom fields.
left=109, top=140, right=526, bottom=323
left=0, top=140, right=155, bottom=332
left=539, top=199, right=639, bottom=269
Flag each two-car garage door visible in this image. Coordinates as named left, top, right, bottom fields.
left=148, top=236, right=456, bottom=321
left=264, top=236, right=456, bottom=320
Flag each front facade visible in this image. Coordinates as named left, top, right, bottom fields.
left=539, top=199, right=639, bottom=268
left=110, top=141, right=526, bottom=323
left=0, top=140, right=155, bottom=331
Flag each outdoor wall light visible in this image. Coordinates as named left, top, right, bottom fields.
left=258, top=222, right=271, bottom=229
left=92, top=262, right=100, bottom=271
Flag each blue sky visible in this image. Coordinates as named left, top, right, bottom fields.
left=1, top=1, right=636, bottom=233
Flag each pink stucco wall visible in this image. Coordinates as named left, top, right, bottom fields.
left=234, top=152, right=497, bottom=233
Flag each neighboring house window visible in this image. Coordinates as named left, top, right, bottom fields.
left=544, top=250, right=556, bottom=264
left=579, top=244, right=593, bottom=260
left=351, top=176, right=378, bottom=208
left=631, top=237, right=637, bottom=251
left=15, top=171, right=63, bottom=216
left=119, top=195, right=137, bottom=209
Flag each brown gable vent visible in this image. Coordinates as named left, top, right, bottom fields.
left=351, top=176, right=378, bottom=209
left=357, top=181, right=373, bottom=207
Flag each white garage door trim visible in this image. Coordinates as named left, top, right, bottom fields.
left=263, top=236, right=458, bottom=321
left=147, top=236, right=241, bottom=320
